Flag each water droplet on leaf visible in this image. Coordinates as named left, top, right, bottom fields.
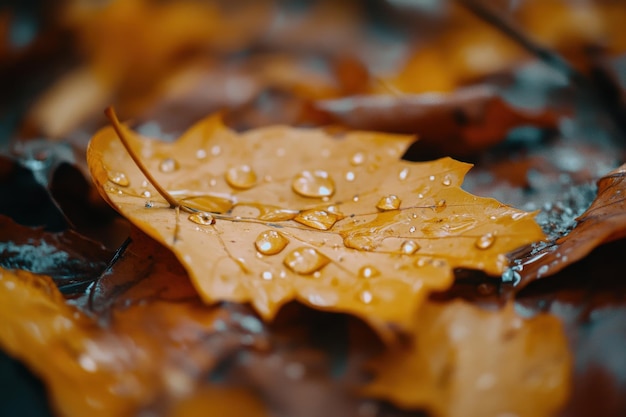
left=108, top=172, right=129, bottom=187
left=401, top=240, right=420, bottom=255
left=350, top=152, right=365, bottom=166
left=225, top=165, right=257, bottom=189
left=292, top=170, right=335, bottom=198
left=442, top=175, right=451, bottom=186
left=475, top=233, right=496, bottom=250
left=255, top=230, right=289, bottom=255
left=195, top=149, right=207, bottom=159
left=159, top=157, right=179, bottom=173
left=376, top=195, right=401, bottom=211
left=283, top=247, right=330, bottom=275
left=398, top=167, right=410, bottom=181
left=181, top=195, right=234, bottom=214
left=358, top=265, right=380, bottom=279
left=261, top=271, right=273, bottom=280
left=188, top=212, right=215, bottom=225
left=359, top=289, right=374, bottom=304
left=294, top=209, right=339, bottom=230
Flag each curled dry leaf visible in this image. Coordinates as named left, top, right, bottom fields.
left=87, top=110, right=544, bottom=331
left=511, top=163, right=626, bottom=288
left=365, top=300, right=571, bottom=417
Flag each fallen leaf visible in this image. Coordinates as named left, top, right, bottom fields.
left=87, top=110, right=544, bottom=331
left=316, top=86, right=560, bottom=159
left=0, top=261, right=268, bottom=417
left=509, top=163, right=626, bottom=288
left=365, top=300, right=571, bottom=417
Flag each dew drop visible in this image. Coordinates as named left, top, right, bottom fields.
left=442, top=175, right=452, bottom=186
left=345, top=171, right=355, bottom=181
left=144, top=201, right=154, bottom=208
left=359, top=290, right=374, bottom=304
left=159, top=157, right=179, bottom=173
left=376, top=194, right=401, bottom=211
left=401, top=240, right=420, bottom=255
left=210, top=145, right=221, bottom=156
left=283, top=247, right=330, bottom=275
left=292, top=170, right=335, bottom=198
left=474, top=233, right=496, bottom=250
left=142, top=190, right=151, bottom=198
left=108, top=172, right=129, bottom=187
left=537, top=264, right=549, bottom=277
left=398, top=167, right=410, bottom=181
left=294, top=209, right=339, bottom=230
left=195, top=149, right=207, bottom=159
left=255, top=230, right=289, bottom=255
left=141, top=180, right=149, bottom=187
left=350, top=152, right=365, bottom=166
left=409, top=226, right=416, bottom=233
left=261, top=271, right=273, bottom=280
left=429, top=175, right=435, bottom=181
left=225, top=165, right=257, bottom=189
left=358, top=265, right=380, bottom=279
left=352, top=195, right=359, bottom=202
left=435, top=199, right=447, bottom=212
left=188, top=212, right=215, bottom=226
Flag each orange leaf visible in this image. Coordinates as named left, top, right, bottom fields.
left=365, top=300, right=571, bottom=417
left=0, top=251, right=268, bottom=416
left=87, top=111, right=544, bottom=331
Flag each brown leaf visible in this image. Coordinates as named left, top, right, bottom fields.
left=87, top=111, right=544, bottom=332
left=365, top=300, right=571, bottom=417
left=511, top=164, right=626, bottom=288
left=316, top=86, right=560, bottom=159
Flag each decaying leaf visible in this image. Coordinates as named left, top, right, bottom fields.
left=365, top=300, right=571, bottom=417
left=0, top=256, right=268, bottom=417
left=87, top=110, right=544, bottom=330
left=510, top=163, right=626, bottom=288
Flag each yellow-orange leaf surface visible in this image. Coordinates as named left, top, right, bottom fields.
left=366, top=301, right=571, bottom=417
left=87, top=113, right=544, bottom=329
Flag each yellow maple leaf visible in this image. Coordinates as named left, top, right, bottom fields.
left=87, top=109, right=544, bottom=330
left=365, top=300, right=571, bottom=417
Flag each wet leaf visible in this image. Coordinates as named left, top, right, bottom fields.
left=365, top=300, right=571, bottom=417
left=0, top=215, right=112, bottom=292
left=0, top=261, right=268, bottom=417
left=511, top=163, right=626, bottom=288
left=87, top=111, right=544, bottom=330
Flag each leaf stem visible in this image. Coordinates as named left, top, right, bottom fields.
left=104, top=107, right=180, bottom=209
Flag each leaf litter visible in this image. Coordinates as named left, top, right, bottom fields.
left=4, top=1, right=626, bottom=416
